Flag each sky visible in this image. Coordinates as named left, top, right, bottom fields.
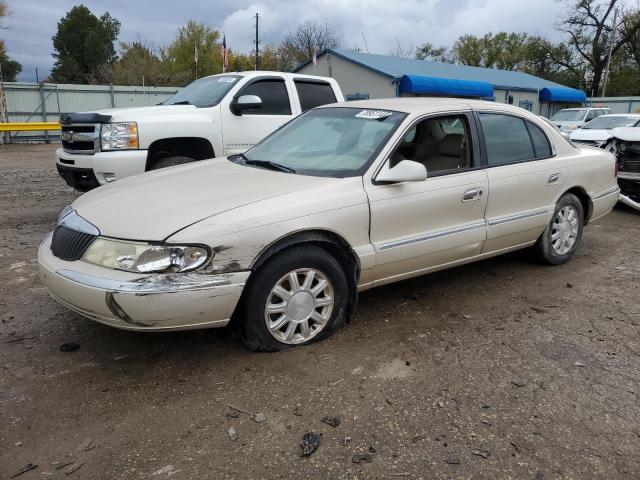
left=3, top=0, right=572, bottom=82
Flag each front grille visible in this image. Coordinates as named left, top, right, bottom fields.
left=60, top=124, right=98, bottom=154
left=50, top=225, right=97, bottom=261
left=620, top=158, right=640, bottom=174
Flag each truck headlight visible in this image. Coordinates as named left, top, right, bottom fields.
left=100, top=122, right=139, bottom=151
left=82, top=238, right=210, bottom=273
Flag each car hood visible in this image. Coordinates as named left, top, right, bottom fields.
left=570, top=128, right=613, bottom=142
left=72, top=158, right=337, bottom=240
left=609, top=127, right=640, bottom=142
left=554, top=120, right=584, bottom=128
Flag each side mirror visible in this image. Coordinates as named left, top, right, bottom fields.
left=376, top=159, right=427, bottom=183
left=230, top=95, right=262, bottom=115
left=561, top=131, right=571, bottom=140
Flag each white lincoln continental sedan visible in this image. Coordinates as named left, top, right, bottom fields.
left=39, top=98, right=620, bottom=351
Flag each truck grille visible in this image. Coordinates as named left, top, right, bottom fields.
left=60, top=124, right=99, bottom=154
left=618, top=143, right=640, bottom=174
left=50, top=226, right=97, bottom=261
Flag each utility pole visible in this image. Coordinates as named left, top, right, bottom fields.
left=601, top=7, right=618, bottom=97
left=255, top=12, right=260, bottom=70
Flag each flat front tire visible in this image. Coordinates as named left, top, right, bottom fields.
left=238, top=245, right=349, bottom=352
left=535, top=193, right=584, bottom=265
left=150, top=156, right=195, bottom=170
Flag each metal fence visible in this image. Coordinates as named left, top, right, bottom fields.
left=0, top=82, right=179, bottom=143
left=587, top=96, right=640, bottom=114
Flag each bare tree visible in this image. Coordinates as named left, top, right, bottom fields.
left=558, top=0, right=640, bottom=95
left=279, top=20, right=339, bottom=71
left=415, top=42, right=451, bottom=62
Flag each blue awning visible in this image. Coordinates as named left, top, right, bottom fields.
left=539, top=87, right=586, bottom=103
left=399, top=75, right=494, bottom=99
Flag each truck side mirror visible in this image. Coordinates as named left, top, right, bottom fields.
left=230, top=95, right=262, bottom=115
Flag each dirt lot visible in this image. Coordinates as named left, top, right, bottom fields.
left=1, top=144, right=639, bottom=480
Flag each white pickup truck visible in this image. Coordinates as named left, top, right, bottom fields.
left=56, top=71, right=343, bottom=191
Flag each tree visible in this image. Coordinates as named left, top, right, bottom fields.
left=451, top=32, right=531, bottom=70
left=415, top=42, right=451, bottom=62
left=161, top=20, right=221, bottom=85
left=110, top=41, right=166, bottom=86
left=50, top=5, right=120, bottom=83
left=557, top=0, right=640, bottom=95
left=0, top=40, right=21, bottom=81
left=279, top=20, right=339, bottom=71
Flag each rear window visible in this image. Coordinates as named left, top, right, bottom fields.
left=294, top=81, right=337, bottom=112
left=479, top=113, right=535, bottom=166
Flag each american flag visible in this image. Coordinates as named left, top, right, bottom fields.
left=221, top=35, right=229, bottom=73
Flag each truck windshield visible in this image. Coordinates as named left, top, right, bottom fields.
left=551, top=109, right=587, bottom=121
left=239, top=107, right=406, bottom=177
left=162, top=75, right=241, bottom=107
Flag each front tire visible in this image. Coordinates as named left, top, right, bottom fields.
left=238, top=245, right=349, bottom=352
left=150, top=156, right=195, bottom=170
left=535, top=193, right=584, bottom=265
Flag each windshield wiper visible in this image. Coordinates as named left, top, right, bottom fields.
left=234, top=155, right=295, bottom=173
left=169, top=100, right=191, bottom=105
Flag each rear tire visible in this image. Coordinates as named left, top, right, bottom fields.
left=534, top=193, right=584, bottom=265
left=238, top=245, right=349, bottom=352
left=150, top=156, right=195, bottom=170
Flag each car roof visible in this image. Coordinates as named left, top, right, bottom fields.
left=320, top=97, right=536, bottom=116
left=596, top=113, right=640, bottom=118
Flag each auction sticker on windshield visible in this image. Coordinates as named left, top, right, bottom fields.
left=217, top=77, right=237, bottom=83
left=355, top=110, right=394, bottom=120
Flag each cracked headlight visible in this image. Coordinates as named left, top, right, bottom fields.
left=82, top=238, right=209, bottom=273
left=100, top=122, right=139, bottom=151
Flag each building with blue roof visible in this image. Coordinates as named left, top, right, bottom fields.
left=294, top=48, right=586, bottom=116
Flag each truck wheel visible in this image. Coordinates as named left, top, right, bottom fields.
left=238, top=245, right=349, bottom=352
left=534, top=193, right=584, bottom=265
left=150, top=156, right=195, bottom=170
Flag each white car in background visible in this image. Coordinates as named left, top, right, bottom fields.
left=551, top=107, right=611, bottom=133
left=570, top=114, right=640, bottom=147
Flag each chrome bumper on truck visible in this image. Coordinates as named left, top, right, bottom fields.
left=38, top=234, right=250, bottom=331
left=56, top=148, right=148, bottom=190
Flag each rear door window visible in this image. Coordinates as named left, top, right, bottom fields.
left=479, top=113, right=535, bottom=166
left=294, top=81, right=337, bottom=112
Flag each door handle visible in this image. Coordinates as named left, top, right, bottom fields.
left=462, top=187, right=482, bottom=202
left=548, top=173, right=560, bottom=185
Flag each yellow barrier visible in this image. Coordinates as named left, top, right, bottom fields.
left=0, top=122, right=61, bottom=132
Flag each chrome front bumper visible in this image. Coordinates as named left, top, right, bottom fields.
left=38, top=234, right=250, bottom=331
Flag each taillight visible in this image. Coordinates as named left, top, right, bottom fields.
left=614, top=157, right=619, bottom=177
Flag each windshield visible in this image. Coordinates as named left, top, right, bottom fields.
left=162, top=75, right=241, bottom=107
left=551, top=109, right=587, bottom=121
left=240, top=107, right=406, bottom=177
left=582, top=115, right=640, bottom=129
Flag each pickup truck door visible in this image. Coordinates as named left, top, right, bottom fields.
left=220, top=76, right=298, bottom=155
left=365, top=112, right=489, bottom=286
left=476, top=112, right=567, bottom=253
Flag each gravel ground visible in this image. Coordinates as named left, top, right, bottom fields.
left=1, top=144, right=639, bottom=480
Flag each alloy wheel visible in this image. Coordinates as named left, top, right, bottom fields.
left=264, top=268, right=334, bottom=344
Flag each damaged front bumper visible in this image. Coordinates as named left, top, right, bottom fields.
left=38, top=233, right=250, bottom=331
left=618, top=173, right=640, bottom=212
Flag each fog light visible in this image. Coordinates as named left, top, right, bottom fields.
left=104, top=173, right=117, bottom=182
